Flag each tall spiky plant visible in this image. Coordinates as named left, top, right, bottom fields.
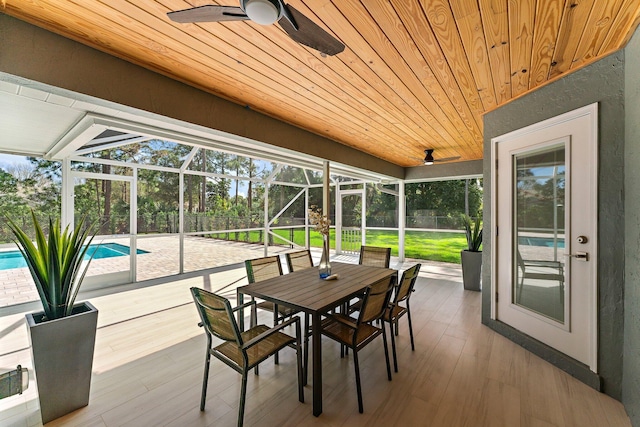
left=462, top=214, right=483, bottom=252
left=7, top=211, right=96, bottom=320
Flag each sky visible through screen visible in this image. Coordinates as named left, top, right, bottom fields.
left=0, top=153, right=266, bottom=198
left=0, top=154, right=30, bottom=169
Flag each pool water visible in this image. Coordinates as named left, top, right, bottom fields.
left=0, top=243, right=149, bottom=270
left=518, top=236, right=565, bottom=248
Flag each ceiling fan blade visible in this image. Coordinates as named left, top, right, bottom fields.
left=278, top=4, right=345, bottom=56
left=435, top=156, right=461, bottom=163
left=167, top=5, right=249, bottom=23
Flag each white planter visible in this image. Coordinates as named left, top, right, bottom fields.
left=26, top=301, right=98, bottom=424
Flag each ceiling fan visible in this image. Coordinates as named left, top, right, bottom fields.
left=167, top=0, right=345, bottom=56
left=423, top=149, right=461, bottom=165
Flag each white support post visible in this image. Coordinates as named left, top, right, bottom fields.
left=179, top=167, right=184, bottom=274
left=264, top=184, right=269, bottom=257
left=61, top=158, right=72, bottom=227
left=262, top=166, right=281, bottom=257
left=361, top=185, right=366, bottom=246
left=399, top=181, right=406, bottom=263
left=322, top=161, right=330, bottom=216
left=305, top=187, right=310, bottom=249
left=323, top=161, right=330, bottom=253
left=130, top=167, right=138, bottom=283
left=335, top=184, right=341, bottom=254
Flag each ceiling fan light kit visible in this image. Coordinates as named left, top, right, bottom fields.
left=244, top=0, right=280, bottom=25
left=424, top=149, right=435, bottom=165
left=422, top=148, right=461, bottom=165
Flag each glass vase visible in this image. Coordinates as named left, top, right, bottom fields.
left=318, top=234, right=331, bottom=279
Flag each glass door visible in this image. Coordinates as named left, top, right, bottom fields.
left=71, top=172, right=135, bottom=289
left=336, top=188, right=365, bottom=254
left=494, top=104, right=598, bottom=370
left=513, top=146, right=567, bottom=324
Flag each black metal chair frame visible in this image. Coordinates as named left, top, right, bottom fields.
left=245, top=255, right=289, bottom=322
left=0, top=365, right=28, bottom=399
left=284, top=249, right=315, bottom=384
left=516, top=251, right=564, bottom=304
left=245, top=256, right=300, bottom=365
left=358, top=245, right=392, bottom=268
left=191, top=287, right=304, bottom=427
left=385, top=263, right=421, bottom=372
left=347, top=246, right=392, bottom=314
left=285, top=249, right=314, bottom=273
left=319, top=276, right=394, bottom=413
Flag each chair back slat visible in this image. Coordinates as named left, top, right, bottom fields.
left=245, top=256, right=283, bottom=283
left=359, top=276, right=394, bottom=324
left=358, top=246, right=391, bottom=268
left=394, top=263, right=421, bottom=303
left=285, top=249, right=314, bottom=272
left=191, top=287, right=241, bottom=344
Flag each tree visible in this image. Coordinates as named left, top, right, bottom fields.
left=247, top=158, right=257, bottom=211
left=366, top=183, right=398, bottom=227
left=227, top=155, right=246, bottom=206
left=211, top=151, right=231, bottom=210
left=0, top=168, right=26, bottom=213
left=19, top=158, right=61, bottom=216
left=405, top=179, right=482, bottom=228
left=27, top=157, right=61, bottom=181
left=517, top=168, right=564, bottom=230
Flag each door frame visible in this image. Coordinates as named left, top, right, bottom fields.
left=64, top=166, right=137, bottom=289
left=490, top=103, right=598, bottom=371
left=335, top=187, right=365, bottom=254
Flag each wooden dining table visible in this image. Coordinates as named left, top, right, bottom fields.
left=236, top=261, right=396, bottom=417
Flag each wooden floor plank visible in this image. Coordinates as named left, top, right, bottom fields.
left=0, top=265, right=631, bottom=427
left=476, top=378, right=521, bottom=427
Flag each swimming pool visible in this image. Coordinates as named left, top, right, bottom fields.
left=518, top=236, right=565, bottom=249
left=0, top=243, right=149, bottom=270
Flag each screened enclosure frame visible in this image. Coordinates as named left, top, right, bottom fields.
left=52, top=115, right=397, bottom=288
left=41, top=113, right=481, bottom=291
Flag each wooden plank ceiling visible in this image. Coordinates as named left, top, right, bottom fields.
left=3, top=0, right=640, bottom=167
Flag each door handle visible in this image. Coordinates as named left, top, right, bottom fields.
left=564, top=252, right=589, bottom=261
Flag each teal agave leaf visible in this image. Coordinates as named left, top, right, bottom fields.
left=462, top=214, right=483, bottom=252
left=6, top=210, right=96, bottom=320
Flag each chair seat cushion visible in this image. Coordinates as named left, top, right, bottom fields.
left=320, top=314, right=382, bottom=348
left=214, top=325, right=296, bottom=368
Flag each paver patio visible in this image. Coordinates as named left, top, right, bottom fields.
left=0, top=237, right=460, bottom=308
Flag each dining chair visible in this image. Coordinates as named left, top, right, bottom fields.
left=358, top=245, right=391, bottom=268
left=245, top=255, right=298, bottom=325
left=285, top=249, right=314, bottom=272
left=347, top=246, right=392, bottom=314
left=516, top=250, right=565, bottom=304
left=319, top=275, right=395, bottom=413
left=284, top=249, right=314, bottom=383
left=246, top=255, right=301, bottom=365
left=385, top=263, right=421, bottom=372
left=191, top=287, right=304, bottom=427
left=0, top=365, right=28, bottom=399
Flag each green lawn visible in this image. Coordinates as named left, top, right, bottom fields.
left=210, top=228, right=467, bottom=264
left=368, top=230, right=467, bottom=264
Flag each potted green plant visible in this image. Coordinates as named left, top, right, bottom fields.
left=7, top=210, right=98, bottom=424
left=461, top=214, right=483, bottom=291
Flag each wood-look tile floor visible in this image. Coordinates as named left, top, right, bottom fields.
left=0, top=264, right=631, bottom=426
